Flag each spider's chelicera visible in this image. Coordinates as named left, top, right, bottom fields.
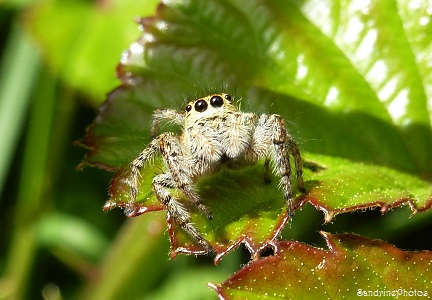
left=124, top=93, right=305, bottom=252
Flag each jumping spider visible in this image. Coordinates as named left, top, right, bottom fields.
left=124, top=93, right=305, bottom=252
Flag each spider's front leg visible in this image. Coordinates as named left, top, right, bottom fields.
left=157, top=132, right=213, bottom=251
left=158, top=133, right=213, bottom=218
left=124, top=135, right=164, bottom=217
left=268, top=114, right=305, bottom=216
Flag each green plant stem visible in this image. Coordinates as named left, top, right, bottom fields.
left=0, top=24, right=40, bottom=198
left=79, top=214, right=170, bottom=300
left=1, top=69, right=56, bottom=299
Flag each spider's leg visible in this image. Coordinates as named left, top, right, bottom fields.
left=179, top=184, right=213, bottom=219
left=151, top=108, right=184, bottom=138
left=152, top=173, right=212, bottom=252
left=269, top=115, right=295, bottom=216
left=157, top=133, right=213, bottom=251
left=159, top=133, right=213, bottom=220
left=254, top=114, right=304, bottom=217
left=287, top=139, right=305, bottom=192
left=125, top=135, right=164, bottom=216
left=250, top=114, right=296, bottom=214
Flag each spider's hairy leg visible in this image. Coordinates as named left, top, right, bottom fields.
left=152, top=174, right=213, bottom=252
left=151, top=108, right=184, bottom=138
left=126, top=135, right=164, bottom=215
left=270, top=115, right=293, bottom=214
left=287, top=139, right=305, bottom=192
left=269, top=114, right=304, bottom=216
left=159, top=133, right=213, bottom=220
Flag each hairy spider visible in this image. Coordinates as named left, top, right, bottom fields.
left=124, top=93, right=305, bottom=252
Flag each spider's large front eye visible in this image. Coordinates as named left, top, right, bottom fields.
left=194, top=99, right=208, bottom=112
left=210, top=95, right=224, bottom=108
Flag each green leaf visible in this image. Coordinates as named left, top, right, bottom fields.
left=78, top=0, right=432, bottom=258
left=145, top=267, right=232, bottom=300
left=209, top=232, right=432, bottom=299
left=300, top=154, right=432, bottom=222
left=36, top=213, right=109, bottom=263
left=26, top=0, right=160, bottom=101
left=80, top=0, right=432, bottom=173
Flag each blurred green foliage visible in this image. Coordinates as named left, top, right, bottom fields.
left=0, top=1, right=235, bottom=299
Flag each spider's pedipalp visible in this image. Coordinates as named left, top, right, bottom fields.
left=151, top=108, right=184, bottom=138
left=222, top=112, right=256, bottom=159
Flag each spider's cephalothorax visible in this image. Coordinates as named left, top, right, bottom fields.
left=124, top=93, right=305, bottom=252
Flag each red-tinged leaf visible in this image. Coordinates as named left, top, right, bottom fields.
left=299, top=155, right=432, bottom=222
left=104, top=153, right=432, bottom=262
left=104, top=158, right=305, bottom=262
left=209, top=232, right=432, bottom=299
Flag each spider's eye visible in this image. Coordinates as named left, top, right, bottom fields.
left=194, top=99, right=208, bottom=112
left=185, top=104, right=192, bottom=112
left=224, top=94, right=232, bottom=102
left=210, top=95, right=224, bottom=108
